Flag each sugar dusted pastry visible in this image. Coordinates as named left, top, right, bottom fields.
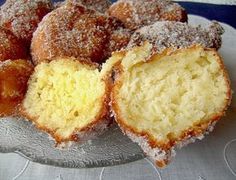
left=0, top=27, right=28, bottom=62
left=111, top=43, right=231, bottom=167
left=31, top=3, right=131, bottom=65
left=0, top=0, right=53, bottom=44
left=108, top=0, right=187, bottom=30
left=128, top=21, right=224, bottom=54
left=66, top=0, right=112, bottom=13
left=21, top=58, right=111, bottom=144
left=0, top=60, right=33, bottom=117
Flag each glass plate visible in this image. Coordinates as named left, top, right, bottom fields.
left=0, top=14, right=235, bottom=169
left=0, top=117, right=144, bottom=168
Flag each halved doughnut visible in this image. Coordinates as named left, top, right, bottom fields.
left=20, top=58, right=111, bottom=144
left=111, top=43, right=231, bottom=167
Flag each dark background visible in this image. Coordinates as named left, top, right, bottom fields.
left=0, top=0, right=235, bottom=28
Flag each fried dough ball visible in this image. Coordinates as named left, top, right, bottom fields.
left=0, top=27, right=28, bottom=62
left=111, top=43, right=231, bottom=167
left=0, top=59, right=34, bottom=117
left=0, top=0, right=53, bottom=44
left=107, top=0, right=188, bottom=30
left=128, top=21, right=224, bottom=54
left=31, top=4, right=131, bottom=65
left=66, top=0, right=112, bottom=13
left=108, top=28, right=131, bottom=57
left=20, top=58, right=111, bottom=144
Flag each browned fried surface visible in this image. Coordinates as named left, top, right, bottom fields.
left=108, top=0, right=187, bottom=30
left=0, top=27, right=28, bottom=61
left=66, top=0, right=112, bottom=13
left=31, top=4, right=131, bottom=65
left=128, top=21, right=224, bottom=53
left=0, top=0, right=53, bottom=44
left=111, top=46, right=231, bottom=167
left=0, top=59, right=34, bottom=117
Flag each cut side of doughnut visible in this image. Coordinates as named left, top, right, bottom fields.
left=111, top=43, right=231, bottom=167
left=21, top=58, right=111, bottom=144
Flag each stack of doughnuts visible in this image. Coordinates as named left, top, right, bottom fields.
left=31, top=3, right=131, bottom=64
left=0, top=0, right=231, bottom=167
left=0, top=0, right=51, bottom=116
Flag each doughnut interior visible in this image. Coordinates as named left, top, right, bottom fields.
left=112, top=43, right=231, bottom=166
left=21, top=58, right=108, bottom=143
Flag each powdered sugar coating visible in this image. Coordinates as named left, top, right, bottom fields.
left=0, top=27, right=28, bottom=61
left=119, top=119, right=217, bottom=167
left=128, top=21, right=224, bottom=54
left=175, top=121, right=217, bottom=149
left=56, top=118, right=112, bottom=149
left=31, top=3, right=131, bottom=64
left=0, top=59, right=12, bottom=68
left=124, top=129, right=173, bottom=164
left=0, top=0, right=53, bottom=44
left=110, top=106, right=173, bottom=166
left=67, top=0, right=112, bottom=13
left=108, top=0, right=187, bottom=30
left=108, top=27, right=132, bottom=57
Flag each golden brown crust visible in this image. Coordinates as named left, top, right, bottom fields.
left=0, top=27, right=28, bottom=62
left=31, top=3, right=131, bottom=65
left=108, top=2, right=135, bottom=29
left=0, top=0, right=53, bottom=45
left=107, top=0, right=188, bottom=30
left=66, top=0, right=112, bottom=13
left=128, top=21, right=224, bottom=54
left=111, top=46, right=232, bottom=166
left=19, top=58, right=112, bottom=144
left=0, top=59, right=34, bottom=117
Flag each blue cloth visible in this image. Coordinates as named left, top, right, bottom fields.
left=177, top=2, right=236, bottom=28
left=0, top=1, right=235, bottom=28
